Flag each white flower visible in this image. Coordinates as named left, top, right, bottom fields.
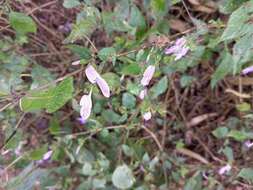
left=143, top=111, right=152, bottom=121
left=80, top=90, right=92, bottom=121
left=96, top=77, right=110, bottom=98
left=139, top=88, right=147, bottom=100
left=85, top=65, right=110, bottom=97
left=141, top=65, right=155, bottom=87
left=165, top=37, right=189, bottom=61
left=71, top=60, right=81, bottom=66
left=218, top=164, right=231, bottom=175
left=85, top=65, right=100, bottom=84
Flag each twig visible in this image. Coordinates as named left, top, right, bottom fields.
left=176, top=147, right=210, bottom=164
left=141, top=125, right=163, bottom=151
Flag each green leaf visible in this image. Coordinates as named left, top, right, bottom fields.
left=150, top=76, right=168, bottom=99
left=9, top=12, right=37, bottom=35
left=212, top=127, right=229, bottom=139
left=129, top=4, right=146, bottom=30
left=63, top=0, right=80, bottom=8
left=64, top=7, right=100, bottom=43
left=20, top=77, right=74, bottom=113
left=5, top=163, right=49, bottom=190
left=29, top=146, right=48, bottom=160
left=31, top=65, right=54, bottom=89
left=211, top=52, right=233, bottom=88
left=236, top=102, right=251, bottom=112
left=98, top=47, right=117, bottom=64
left=122, top=93, right=136, bottom=109
left=49, top=117, right=61, bottom=135
left=237, top=168, right=253, bottom=183
left=122, top=62, right=141, bottom=75
left=102, top=110, right=122, bottom=124
left=151, top=0, right=169, bottom=20
left=220, top=1, right=253, bottom=41
left=112, top=165, right=135, bottom=189
left=102, top=72, right=121, bottom=91
left=66, top=45, right=92, bottom=60
left=227, top=130, right=253, bottom=141
left=180, top=75, right=196, bottom=88
left=219, top=0, right=249, bottom=14
left=183, top=172, right=202, bottom=190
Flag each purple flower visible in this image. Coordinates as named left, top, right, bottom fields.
left=85, top=65, right=100, bottom=84
left=37, top=150, right=53, bottom=165
left=85, top=65, right=110, bottom=97
left=79, top=90, right=92, bottom=121
left=244, top=140, right=253, bottom=148
left=139, top=88, right=147, bottom=100
left=77, top=117, right=86, bottom=125
left=218, top=164, right=231, bottom=175
left=143, top=111, right=152, bottom=121
left=242, top=65, right=253, bottom=75
left=141, top=65, right=156, bottom=87
left=165, top=37, right=189, bottom=61
left=96, top=77, right=110, bottom=98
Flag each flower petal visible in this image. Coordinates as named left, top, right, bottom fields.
left=96, top=77, right=110, bottom=98
left=80, top=105, right=92, bottom=121
left=85, top=65, right=100, bottom=84
left=80, top=90, right=92, bottom=107
left=218, top=164, right=231, bottom=175
left=242, top=65, right=253, bottom=75
left=141, top=65, right=155, bottom=86
left=72, top=60, right=81, bottom=66
left=79, top=91, right=92, bottom=120
left=139, top=88, right=147, bottom=100
left=143, top=111, right=152, bottom=121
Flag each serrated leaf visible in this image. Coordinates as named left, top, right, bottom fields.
left=122, top=93, right=136, bottom=109
left=227, top=130, right=253, bottom=141
left=212, top=127, right=229, bottom=139
left=63, top=0, right=80, bottom=8
left=220, top=1, right=253, bottom=41
left=98, top=47, right=117, bottom=64
left=150, top=76, right=168, bottom=99
left=122, top=63, right=141, bottom=75
left=129, top=4, right=146, bottom=30
left=211, top=51, right=233, bottom=88
left=66, top=45, right=91, bottom=60
left=20, top=77, right=74, bottom=113
left=151, top=0, right=169, bottom=20
left=64, top=7, right=100, bottom=43
left=112, top=165, right=135, bottom=189
left=237, top=168, right=253, bottom=183
left=9, top=12, right=37, bottom=35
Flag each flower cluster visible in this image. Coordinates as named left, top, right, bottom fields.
left=164, top=37, right=189, bottom=60
left=79, top=65, right=110, bottom=122
left=139, top=65, right=156, bottom=121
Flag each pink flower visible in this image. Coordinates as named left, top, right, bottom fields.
left=242, top=65, right=253, bottom=75
left=96, top=77, right=110, bottom=98
left=79, top=90, right=92, bottom=121
left=85, top=65, right=100, bottom=84
left=244, top=140, right=253, bottom=148
left=143, top=112, right=152, bottom=121
left=37, top=150, right=53, bottom=164
left=165, top=37, right=189, bottom=61
left=85, top=65, right=110, bottom=97
left=139, top=88, right=147, bottom=100
left=141, top=65, right=155, bottom=87
left=218, top=164, right=231, bottom=175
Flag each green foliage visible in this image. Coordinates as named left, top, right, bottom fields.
left=9, top=12, right=37, bottom=35
left=238, top=168, right=253, bottom=183
left=20, top=77, right=74, bottom=113
left=112, top=165, right=135, bottom=189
